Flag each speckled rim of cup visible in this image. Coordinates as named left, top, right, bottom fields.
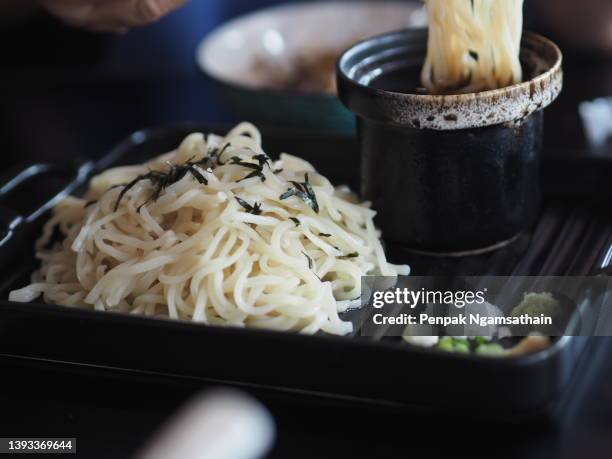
left=337, top=28, right=563, bottom=131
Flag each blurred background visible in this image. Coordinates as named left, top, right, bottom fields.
left=1, top=2, right=612, bottom=458
left=0, top=0, right=611, bottom=170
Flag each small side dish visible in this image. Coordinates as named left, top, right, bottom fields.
left=402, top=291, right=569, bottom=357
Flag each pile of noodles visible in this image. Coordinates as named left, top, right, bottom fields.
left=422, top=0, right=524, bottom=94
left=9, top=123, right=409, bottom=335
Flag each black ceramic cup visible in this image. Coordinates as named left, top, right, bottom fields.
left=337, top=29, right=563, bottom=255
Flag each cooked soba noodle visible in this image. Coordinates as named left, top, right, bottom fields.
left=9, top=123, right=409, bottom=335
left=422, top=0, right=524, bottom=94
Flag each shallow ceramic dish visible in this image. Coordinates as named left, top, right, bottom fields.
left=196, top=1, right=425, bottom=134
left=0, top=124, right=610, bottom=420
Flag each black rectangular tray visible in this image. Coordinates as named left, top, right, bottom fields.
left=0, top=124, right=610, bottom=421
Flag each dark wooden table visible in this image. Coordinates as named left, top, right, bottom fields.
left=0, top=3, right=611, bottom=458
left=0, top=339, right=610, bottom=459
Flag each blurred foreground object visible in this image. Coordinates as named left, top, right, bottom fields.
left=40, top=0, right=189, bottom=33
left=533, top=0, right=612, bottom=54
left=134, top=390, right=275, bottom=459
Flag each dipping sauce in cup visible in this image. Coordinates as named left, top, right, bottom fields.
left=337, top=28, right=563, bottom=255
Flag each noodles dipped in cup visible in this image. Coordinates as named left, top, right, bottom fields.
left=421, top=0, right=524, bottom=94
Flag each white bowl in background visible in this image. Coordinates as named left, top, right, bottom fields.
left=196, top=1, right=426, bottom=133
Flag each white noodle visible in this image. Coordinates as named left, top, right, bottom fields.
left=9, top=123, right=410, bottom=335
left=422, top=0, right=524, bottom=94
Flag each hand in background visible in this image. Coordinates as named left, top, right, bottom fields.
left=39, top=0, right=189, bottom=33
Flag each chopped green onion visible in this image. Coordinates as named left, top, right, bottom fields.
left=475, top=343, right=505, bottom=356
